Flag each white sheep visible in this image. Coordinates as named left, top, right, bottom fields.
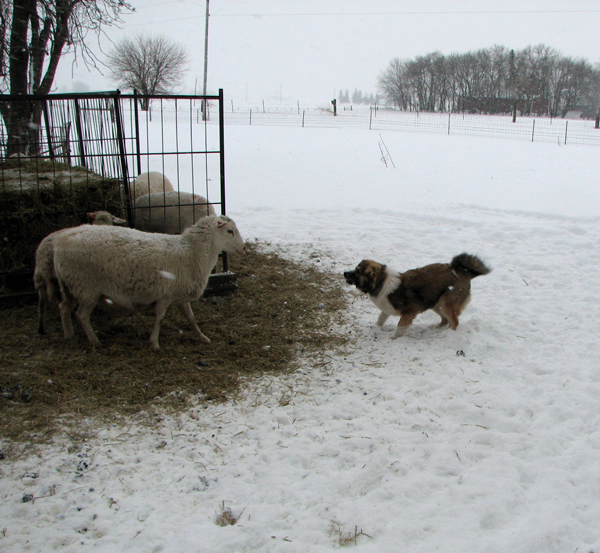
left=131, top=171, right=174, bottom=199
left=133, top=191, right=216, bottom=234
left=52, top=215, right=244, bottom=350
left=34, top=211, right=126, bottom=335
left=88, top=210, right=127, bottom=226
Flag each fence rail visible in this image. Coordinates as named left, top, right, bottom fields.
left=0, top=91, right=229, bottom=299
left=222, top=108, right=600, bottom=147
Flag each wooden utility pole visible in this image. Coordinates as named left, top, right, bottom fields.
left=201, top=0, right=210, bottom=120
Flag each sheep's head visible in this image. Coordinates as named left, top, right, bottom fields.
left=217, top=216, right=245, bottom=255
left=88, top=211, right=127, bottom=226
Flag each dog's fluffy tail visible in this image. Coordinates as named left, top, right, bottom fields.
left=451, top=253, right=491, bottom=278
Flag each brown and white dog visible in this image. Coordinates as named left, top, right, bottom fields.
left=344, top=253, right=490, bottom=339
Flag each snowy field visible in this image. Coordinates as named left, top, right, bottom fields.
left=2, top=122, right=600, bottom=552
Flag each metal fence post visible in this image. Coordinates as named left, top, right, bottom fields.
left=73, top=98, right=87, bottom=168
left=448, top=112, right=451, bottom=135
left=531, top=119, right=535, bottom=142
left=42, top=99, right=54, bottom=160
left=133, top=90, right=141, bottom=177
left=112, top=93, right=134, bottom=227
left=564, top=121, right=568, bottom=145
left=218, top=89, right=226, bottom=216
left=218, top=89, right=228, bottom=273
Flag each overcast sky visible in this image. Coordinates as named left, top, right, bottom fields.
left=54, top=0, right=600, bottom=105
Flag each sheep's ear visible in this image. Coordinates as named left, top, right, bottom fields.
left=113, top=216, right=127, bottom=225
left=217, top=219, right=227, bottom=228
left=88, top=212, right=97, bottom=221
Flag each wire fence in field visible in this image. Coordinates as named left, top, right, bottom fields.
left=222, top=106, right=600, bottom=147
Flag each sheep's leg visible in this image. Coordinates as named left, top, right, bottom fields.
left=39, top=279, right=61, bottom=335
left=57, top=278, right=76, bottom=340
left=58, top=296, right=76, bottom=340
left=149, top=300, right=171, bottom=351
left=177, top=302, right=211, bottom=344
left=37, top=288, right=47, bottom=335
left=75, top=300, right=101, bottom=347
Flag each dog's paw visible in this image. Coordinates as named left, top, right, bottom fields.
left=391, top=328, right=407, bottom=340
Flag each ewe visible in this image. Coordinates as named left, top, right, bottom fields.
left=87, top=210, right=126, bottom=226
left=131, top=171, right=174, bottom=199
left=34, top=210, right=125, bottom=335
left=133, top=191, right=216, bottom=234
left=52, top=215, right=244, bottom=350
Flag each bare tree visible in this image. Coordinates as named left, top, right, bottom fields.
left=378, top=44, right=598, bottom=118
left=379, top=58, right=410, bottom=110
left=0, top=0, right=133, bottom=156
left=582, top=62, right=600, bottom=121
left=107, top=34, right=189, bottom=110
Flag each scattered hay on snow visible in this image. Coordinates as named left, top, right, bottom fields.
left=0, top=242, right=350, bottom=442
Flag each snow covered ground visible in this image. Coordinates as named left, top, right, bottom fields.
left=2, top=121, right=600, bottom=552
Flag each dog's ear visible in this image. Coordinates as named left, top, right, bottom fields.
left=360, top=261, right=384, bottom=278
left=367, top=262, right=389, bottom=290
left=364, top=264, right=378, bottom=279
left=356, top=260, right=373, bottom=273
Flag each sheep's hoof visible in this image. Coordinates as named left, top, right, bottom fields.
left=149, top=342, right=160, bottom=352
left=194, top=331, right=210, bottom=344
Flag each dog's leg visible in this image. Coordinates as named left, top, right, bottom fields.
left=391, top=313, right=417, bottom=339
left=376, top=311, right=390, bottom=328
left=436, top=289, right=471, bottom=330
left=437, top=300, right=460, bottom=330
left=433, top=305, right=449, bottom=328
left=436, top=290, right=470, bottom=330
left=447, top=311, right=460, bottom=330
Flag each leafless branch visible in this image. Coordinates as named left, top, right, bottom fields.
left=107, top=33, right=189, bottom=108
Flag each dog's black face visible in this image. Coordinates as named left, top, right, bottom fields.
left=344, top=269, right=359, bottom=286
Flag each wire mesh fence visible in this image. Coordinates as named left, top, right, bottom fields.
left=223, top=105, right=600, bottom=147
left=0, top=91, right=228, bottom=302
